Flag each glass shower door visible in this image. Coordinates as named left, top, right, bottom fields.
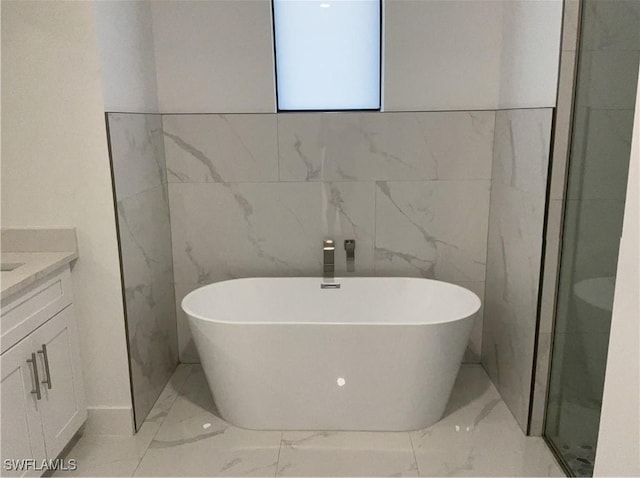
left=544, top=1, right=640, bottom=476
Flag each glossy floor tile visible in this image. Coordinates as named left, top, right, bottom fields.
left=55, top=364, right=564, bottom=477
left=411, top=367, right=564, bottom=477
left=54, top=364, right=192, bottom=477
left=277, top=431, right=418, bottom=477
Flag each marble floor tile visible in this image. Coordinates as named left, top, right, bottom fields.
left=53, top=420, right=160, bottom=478
left=135, top=439, right=281, bottom=477
left=133, top=367, right=282, bottom=477
left=56, top=364, right=565, bottom=478
left=53, top=365, right=193, bottom=478
left=411, top=366, right=564, bottom=477
left=277, top=430, right=418, bottom=477
left=143, top=364, right=195, bottom=425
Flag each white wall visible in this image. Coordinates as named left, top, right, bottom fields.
left=593, top=65, right=640, bottom=477
left=151, top=0, right=276, bottom=113
left=93, top=0, right=159, bottom=113
left=383, top=0, right=562, bottom=111
left=148, top=0, right=561, bottom=113
left=497, top=1, right=563, bottom=108
left=1, top=1, right=133, bottom=434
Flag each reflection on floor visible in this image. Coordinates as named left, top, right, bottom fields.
left=55, top=364, right=565, bottom=477
left=546, top=400, right=601, bottom=477
left=555, top=440, right=595, bottom=477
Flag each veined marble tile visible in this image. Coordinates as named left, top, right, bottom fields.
left=566, top=109, right=634, bottom=201
left=56, top=364, right=565, bottom=478
left=53, top=423, right=158, bottom=477
left=144, top=364, right=195, bottom=425
left=480, top=302, right=533, bottom=433
left=374, top=180, right=490, bottom=282
left=134, top=367, right=282, bottom=477
left=455, top=281, right=485, bottom=364
left=413, top=416, right=563, bottom=477
left=151, top=366, right=217, bottom=428
left=173, top=283, right=201, bottom=363
left=52, top=361, right=193, bottom=478
left=137, top=443, right=279, bottom=477
left=485, top=184, right=546, bottom=312
left=277, top=430, right=417, bottom=477
left=117, top=185, right=179, bottom=427
left=482, top=108, right=551, bottom=433
left=411, top=366, right=564, bottom=477
left=482, top=182, right=546, bottom=431
left=278, top=111, right=495, bottom=182
left=163, top=114, right=278, bottom=183
left=53, top=364, right=190, bottom=477
left=492, top=109, right=552, bottom=194
left=169, top=181, right=375, bottom=284
left=108, top=113, right=166, bottom=201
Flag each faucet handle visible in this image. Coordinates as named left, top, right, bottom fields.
left=344, top=239, right=355, bottom=273
left=344, top=239, right=355, bottom=253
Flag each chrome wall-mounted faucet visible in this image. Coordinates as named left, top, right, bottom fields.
left=345, top=239, right=356, bottom=272
left=323, top=240, right=335, bottom=280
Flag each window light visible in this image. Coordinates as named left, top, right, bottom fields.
left=273, top=0, right=381, bottom=111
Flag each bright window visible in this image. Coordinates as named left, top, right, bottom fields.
left=273, top=0, right=381, bottom=111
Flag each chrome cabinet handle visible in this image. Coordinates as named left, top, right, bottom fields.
left=27, top=353, right=41, bottom=400
left=38, top=344, right=52, bottom=389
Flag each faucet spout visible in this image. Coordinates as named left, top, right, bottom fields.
left=323, top=239, right=335, bottom=280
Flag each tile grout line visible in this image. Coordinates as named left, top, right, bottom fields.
left=274, top=432, right=284, bottom=478
left=130, top=364, right=195, bottom=477
left=166, top=178, right=494, bottom=185
left=408, top=431, right=421, bottom=477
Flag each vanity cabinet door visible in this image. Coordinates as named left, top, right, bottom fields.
left=1, top=336, right=47, bottom=477
left=31, top=305, right=86, bottom=460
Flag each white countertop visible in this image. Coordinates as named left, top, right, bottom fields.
left=1, top=251, right=78, bottom=301
left=1, top=228, right=79, bottom=301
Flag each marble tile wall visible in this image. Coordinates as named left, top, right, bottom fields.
left=481, top=109, right=553, bottom=432
left=163, top=112, right=496, bottom=364
left=108, top=113, right=179, bottom=429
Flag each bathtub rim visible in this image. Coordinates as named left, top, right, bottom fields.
left=182, top=276, right=481, bottom=327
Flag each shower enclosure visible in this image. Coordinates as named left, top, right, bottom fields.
left=544, top=0, right=640, bottom=475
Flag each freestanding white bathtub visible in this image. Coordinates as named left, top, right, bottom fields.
left=183, top=277, right=480, bottom=431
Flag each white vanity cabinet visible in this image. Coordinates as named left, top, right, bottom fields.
left=1, top=267, right=86, bottom=477
left=1, top=335, right=47, bottom=476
